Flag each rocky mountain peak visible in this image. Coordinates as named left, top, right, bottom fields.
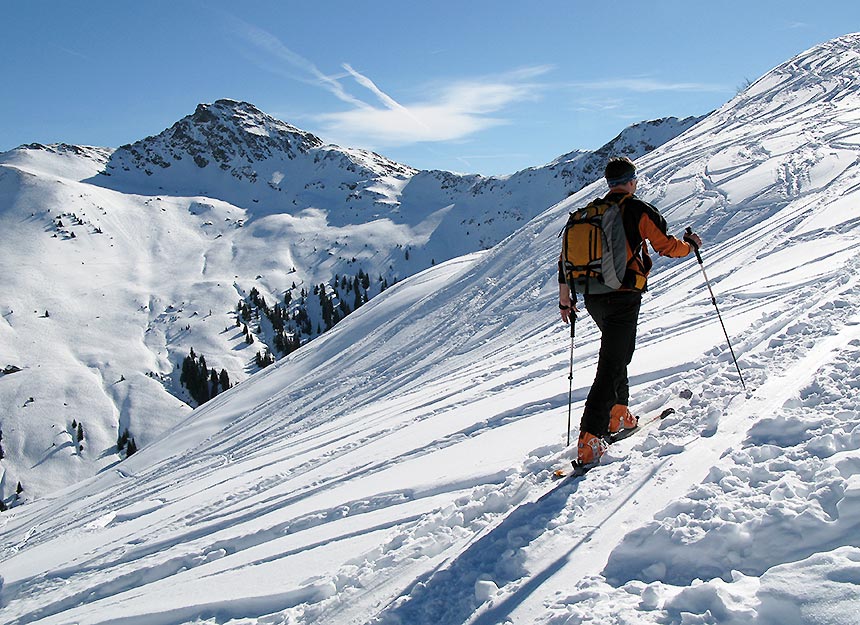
left=112, top=98, right=324, bottom=174
left=99, top=99, right=415, bottom=198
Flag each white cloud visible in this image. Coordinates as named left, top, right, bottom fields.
left=571, top=77, right=729, bottom=93
left=341, top=63, right=405, bottom=112
left=228, top=18, right=369, bottom=110
left=227, top=16, right=550, bottom=147
left=316, top=74, right=546, bottom=146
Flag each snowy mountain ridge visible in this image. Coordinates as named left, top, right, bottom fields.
left=94, top=97, right=703, bottom=233
left=99, top=99, right=417, bottom=209
left=1, top=31, right=860, bottom=625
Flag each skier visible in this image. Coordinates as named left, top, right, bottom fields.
left=558, top=156, right=701, bottom=467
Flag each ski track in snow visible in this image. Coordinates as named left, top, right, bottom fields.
left=354, top=255, right=860, bottom=625
left=535, top=308, right=860, bottom=623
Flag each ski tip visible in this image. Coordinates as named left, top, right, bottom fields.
left=552, top=460, right=594, bottom=479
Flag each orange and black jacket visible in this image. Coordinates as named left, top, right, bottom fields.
left=557, top=192, right=692, bottom=292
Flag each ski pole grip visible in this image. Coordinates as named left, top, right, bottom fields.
left=685, top=227, right=703, bottom=264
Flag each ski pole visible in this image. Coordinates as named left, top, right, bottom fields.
left=685, top=227, right=746, bottom=389
left=566, top=310, right=576, bottom=446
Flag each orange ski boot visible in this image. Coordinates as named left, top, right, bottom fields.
left=577, top=431, right=608, bottom=467
left=609, top=404, right=638, bottom=434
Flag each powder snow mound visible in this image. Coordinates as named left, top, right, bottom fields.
left=0, top=142, right=113, bottom=180
left=621, top=31, right=860, bottom=248
left=741, top=31, right=860, bottom=105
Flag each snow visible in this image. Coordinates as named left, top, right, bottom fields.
left=1, top=31, right=860, bottom=625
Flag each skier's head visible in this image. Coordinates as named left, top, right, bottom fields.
left=605, top=157, right=637, bottom=189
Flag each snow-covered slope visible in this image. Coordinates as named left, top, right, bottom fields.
left=0, top=101, right=696, bottom=504
left=3, top=32, right=860, bottom=625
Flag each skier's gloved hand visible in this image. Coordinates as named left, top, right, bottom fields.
left=683, top=228, right=702, bottom=250
left=559, top=298, right=577, bottom=324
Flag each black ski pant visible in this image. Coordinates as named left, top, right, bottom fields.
left=580, top=291, right=642, bottom=437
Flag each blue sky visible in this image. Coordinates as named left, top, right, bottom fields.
left=2, top=1, right=858, bottom=176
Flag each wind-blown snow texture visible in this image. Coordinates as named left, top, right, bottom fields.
left=2, top=32, right=860, bottom=625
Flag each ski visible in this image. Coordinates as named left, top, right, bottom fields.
left=552, top=407, right=675, bottom=479
left=607, top=425, right=639, bottom=444
left=608, top=406, right=675, bottom=443
left=552, top=458, right=600, bottom=480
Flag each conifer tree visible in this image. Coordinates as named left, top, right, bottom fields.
left=180, top=349, right=225, bottom=405
left=118, top=428, right=129, bottom=450
left=255, top=349, right=275, bottom=368
left=210, top=369, right=219, bottom=398
left=272, top=304, right=284, bottom=331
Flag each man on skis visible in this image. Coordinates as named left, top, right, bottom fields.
left=558, top=156, right=701, bottom=467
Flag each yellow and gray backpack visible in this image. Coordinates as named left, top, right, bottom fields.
left=560, top=194, right=635, bottom=294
